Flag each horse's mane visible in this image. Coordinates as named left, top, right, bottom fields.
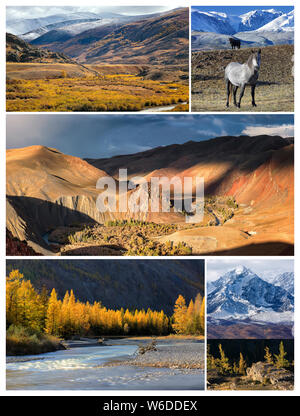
left=246, top=53, right=255, bottom=68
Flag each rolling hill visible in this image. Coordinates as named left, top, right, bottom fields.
left=6, top=135, right=294, bottom=256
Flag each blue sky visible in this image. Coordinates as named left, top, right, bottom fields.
left=207, top=259, right=294, bottom=282
left=6, top=114, right=294, bottom=159
left=192, top=6, right=294, bottom=16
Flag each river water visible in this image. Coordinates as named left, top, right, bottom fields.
left=6, top=341, right=204, bottom=390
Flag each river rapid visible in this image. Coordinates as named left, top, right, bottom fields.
left=6, top=339, right=204, bottom=390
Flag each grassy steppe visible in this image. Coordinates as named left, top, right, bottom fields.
left=6, top=63, right=189, bottom=112
left=192, top=44, right=294, bottom=112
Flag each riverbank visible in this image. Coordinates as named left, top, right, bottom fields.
left=6, top=326, right=65, bottom=356
left=104, top=338, right=205, bottom=370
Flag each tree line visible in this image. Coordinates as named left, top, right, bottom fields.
left=6, top=269, right=205, bottom=338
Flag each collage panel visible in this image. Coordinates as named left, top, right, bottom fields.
left=6, top=114, right=294, bottom=257
left=191, top=5, right=294, bottom=112
left=6, top=6, right=189, bottom=112
left=6, top=259, right=205, bottom=390
left=206, top=258, right=294, bottom=390
left=3, top=2, right=297, bottom=399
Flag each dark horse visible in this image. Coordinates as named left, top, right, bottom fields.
left=229, top=37, right=241, bottom=49
left=225, top=49, right=261, bottom=108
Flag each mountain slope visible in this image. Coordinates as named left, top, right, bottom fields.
left=6, top=146, right=112, bottom=253
left=6, top=12, right=103, bottom=35
left=31, top=8, right=189, bottom=66
left=6, top=135, right=294, bottom=256
left=271, top=272, right=294, bottom=295
left=207, top=266, right=294, bottom=322
left=191, top=9, right=284, bottom=34
left=256, top=10, right=294, bottom=32
left=6, top=259, right=204, bottom=314
left=238, top=9, right=283, bottom=32
left=6, top=33, right=74, bottom=63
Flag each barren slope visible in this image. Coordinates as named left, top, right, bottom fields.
left=89, top=135, right=294, bottom=255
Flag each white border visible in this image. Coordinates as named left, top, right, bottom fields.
left=1, top=0, right=298, bottom=398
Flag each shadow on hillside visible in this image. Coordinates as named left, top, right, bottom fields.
left=7, top=195, right=98, bottom=252
left=203, top=241, right=294, bottom=256
left=86, top=135, right=294, bottom=183
left=61, top=245, right=125, bottom=256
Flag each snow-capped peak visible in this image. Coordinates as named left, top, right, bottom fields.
left=207, top=266, right=294, bottom=322
left=256, top=10, right=294, bottom=32
left=234, top=265, right=246, bottom=274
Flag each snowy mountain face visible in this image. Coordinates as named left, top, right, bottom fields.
left=256, top=10, right=294, bottom=32
left=6, top=12, right=102, bottom=35
left=207, top=266, right=294, bottom=322
left=191, top=11, right=236, bottom=34
left=239, top=9, right=282, bottom=31
left=192, top=9, right=293, bottom=35
left=21, top=18, right=104, bottom=41
left=271, top=272, right=294, bottom=295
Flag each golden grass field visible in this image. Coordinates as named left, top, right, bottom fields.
left=192, top=45, right=294, bottom=112
left=6, top=62, right=189, bottom=112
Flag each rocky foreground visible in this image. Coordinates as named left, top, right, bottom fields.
left=208, top=362, right=294, bottom=390
left=105, top=339, right=205, bottom=369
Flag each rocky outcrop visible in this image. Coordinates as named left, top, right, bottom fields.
left=6, top=229, right=38, bottom=256
left=246, top=362, right=294, bottom=390
left=6, top=32, right=73, bottom=63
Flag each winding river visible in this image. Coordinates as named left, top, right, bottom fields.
left=7, top=340, right=204, bottom=390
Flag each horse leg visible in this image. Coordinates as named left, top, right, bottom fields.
left=251, top=85, right=257, bottom=107
left=238, top=84, right=245, bottom=108
left=226, top=79, right=231, bottom=107
left=233, top=86, right=238, bottom=107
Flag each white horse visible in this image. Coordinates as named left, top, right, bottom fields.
left=225, top=49, right=261, bottom=108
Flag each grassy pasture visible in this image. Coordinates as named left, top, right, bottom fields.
left=192, top=45, right=294, bottom=112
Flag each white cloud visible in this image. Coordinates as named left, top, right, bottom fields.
left=242, top=124, right=294, bottom=138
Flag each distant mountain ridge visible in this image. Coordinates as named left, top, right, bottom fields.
left=207, top=266, right=294, bottom=323
left=192, top=9, right=293, bottom=34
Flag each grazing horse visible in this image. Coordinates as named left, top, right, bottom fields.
left=229, top=37, right=241, bottom=49
left=225, top=49, right=261, bottom=108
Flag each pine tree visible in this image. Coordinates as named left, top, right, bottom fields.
left=238, top=352, right=247, bottom=375
left=274, top=341, right=290, bottom=369
left=45, top=288, right=61, bottom=336
left=217, top=344, right=232, bottom=375
left=264, top=346, right=273, bottom=365
left=172, top=295, right=188, bottom=334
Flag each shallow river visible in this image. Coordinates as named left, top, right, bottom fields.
left=7, top=342, right=204, bottom=390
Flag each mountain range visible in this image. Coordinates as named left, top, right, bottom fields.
left=207, top=265, right=294, bottom=338
left=192, top=9, right=294, bottom=34
left=191, top=9, right=294, bottom=50
left=7, top=8, right=189, bottom=66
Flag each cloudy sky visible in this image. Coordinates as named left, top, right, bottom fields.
left=192, top=6, right=294, bottom=16
left=6, top=6, right=173, bottom=21
left=207, top=259, right=294, bottom=282
left=6, top=114, right=294, bottom=159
